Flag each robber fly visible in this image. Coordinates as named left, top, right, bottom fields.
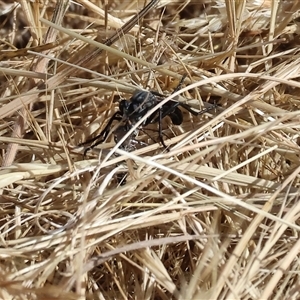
left=79, top=76, right=216, bottom=156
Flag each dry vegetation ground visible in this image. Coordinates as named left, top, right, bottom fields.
left=0, top=0, right=300, bottom=299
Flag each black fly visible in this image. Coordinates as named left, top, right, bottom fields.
left=79, top=76, right=216, bottom=156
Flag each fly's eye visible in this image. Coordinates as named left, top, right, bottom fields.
left=119, top=100, right=129, bottom=112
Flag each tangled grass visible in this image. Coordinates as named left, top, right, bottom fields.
left=1, top=0, right=300, bottom=299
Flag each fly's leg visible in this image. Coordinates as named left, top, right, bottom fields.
left=79, top=112, right=122, bottom=157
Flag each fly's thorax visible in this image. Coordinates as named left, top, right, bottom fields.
left=130, top=90, right=157, bottom=109
left=125, top=90, right=158, bottom=123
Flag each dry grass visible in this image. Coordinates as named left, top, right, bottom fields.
left=1, top=0, right=300, bottom=299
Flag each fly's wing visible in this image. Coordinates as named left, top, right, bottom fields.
left=159, top=101, right=183, bottom=125
left=168, top=106, right=183, bottom=125
left=144, top=110, right=160, bottom=126
left=148, top=102, right=183, bottom=125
